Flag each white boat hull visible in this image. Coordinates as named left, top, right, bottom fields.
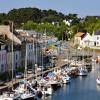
left=63, top=79, right=70, bottom=84
left=42, top=89, right=52, bottom=96
left=78, top=72, right=88, bottom=76
left=96, top=78, right=100, bottom=85
left=62, top=76, right=70, bottom=84
left=0, top=97, right=13, bottom=100
left=20, top=92, right=35, bottom=100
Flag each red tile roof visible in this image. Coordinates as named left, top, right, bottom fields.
left=75, top=32, right=85, bottom=37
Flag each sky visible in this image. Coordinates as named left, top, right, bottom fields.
left=0, top=0, right=100, bottom=17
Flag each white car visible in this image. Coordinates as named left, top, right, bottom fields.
left=16, top=72, right=24, bottom=79
left=27, top=69, right=33, bottom=74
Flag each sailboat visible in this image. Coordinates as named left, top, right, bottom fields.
left=78, top=48, right=88, bottom=76
left=15, top=38, right=36, bottom=100
left=42, top=41, right=53, bottom=96
left=37, top=32, right=53, bottom=96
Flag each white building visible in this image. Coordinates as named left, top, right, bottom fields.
left=63, top=19, right=71, bottom=26
left=92, top=30, right=100, bottom=46
left=80, top=33, right=94, bottom=47
left=74, top=32, right=96, bottom=48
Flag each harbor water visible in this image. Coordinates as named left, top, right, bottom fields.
left=42, top=63, right=100, bottom=100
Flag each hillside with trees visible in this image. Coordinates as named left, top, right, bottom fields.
left=0, top=7, right=100, bottom=40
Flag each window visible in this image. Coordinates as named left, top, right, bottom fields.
left=1, top=64, right=4, bottom=72
left=31, top=44, right=33, bottom=49
left=29, top=44, right=30, bottom=50
left=29, top=52, right=30, bottom=58
left=97, top=42, right=99, bottom=44
left=16, top=63, right=17, bottom=69
left=16, top=54, right=18, bottom=60
left=2, top=54, right=3, bottom=61
left=97, top=37, right=99, bottom=40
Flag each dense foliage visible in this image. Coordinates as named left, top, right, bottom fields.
left=0, top=7, right=100, bottom=40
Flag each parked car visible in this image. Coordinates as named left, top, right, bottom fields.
left=16, top=72, right=24, bottom=79
left=27, top=69, right=33, bottom=74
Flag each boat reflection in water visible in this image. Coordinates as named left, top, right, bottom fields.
left=96, top=84, right=100, bottom=92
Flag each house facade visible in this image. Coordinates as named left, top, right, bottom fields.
left=92, top=30, right=100, bottom=46
left=74, top=32, right=96, bottom=48
left=0, top=45, right=7, bottom=73
left=74, top=32, right=86, bottom=47
left=0, top=25, right=21, bottom=73
left=80, top=33, right=94, bottom=47
left=17, top=30, right=35, bottom=69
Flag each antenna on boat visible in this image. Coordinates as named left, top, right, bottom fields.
left=41, top=33, right=43, bottom=77
left=11, top=21, right=14, bottom=91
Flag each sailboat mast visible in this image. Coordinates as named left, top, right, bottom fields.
left=41, top=35, right=43, bottom=77
left=35, top=34, right=38, bottom=80
left=24, top=40, right=27, bottom=80
left=44, top=29, right=47, bottom=49
left=32, top=38, right=35, bottom=75
left=83, top=47, right=84, bottom=66
left=11, top=21, right=14, bottom=91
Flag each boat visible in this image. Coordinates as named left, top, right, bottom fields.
left=78, top=67, right=88, bottom=76
left=96, top=77, right=100, bottom=85
left=47, top=79, right=62, bottom=90
left=61, top=68, right=71, bottom=84
left=62, top=75, right=70, bottom=84
left=38, top=78, right=47, bottom=86
left=20, top=92, right=36, bottom=100
left=42, top=84, right=52, bottom=96
left=15, top=40, right=37, bottom=100
left=0, top=92, right=20, bottom=100
left=96, top=56, right=100, bottom=63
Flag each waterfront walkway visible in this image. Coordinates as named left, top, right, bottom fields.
left=0, top=55, right=67, bottom=91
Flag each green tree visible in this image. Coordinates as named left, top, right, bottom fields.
left=23, top=21, right=37, bottom=30
left=0, top=13, right=7, bottom=24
